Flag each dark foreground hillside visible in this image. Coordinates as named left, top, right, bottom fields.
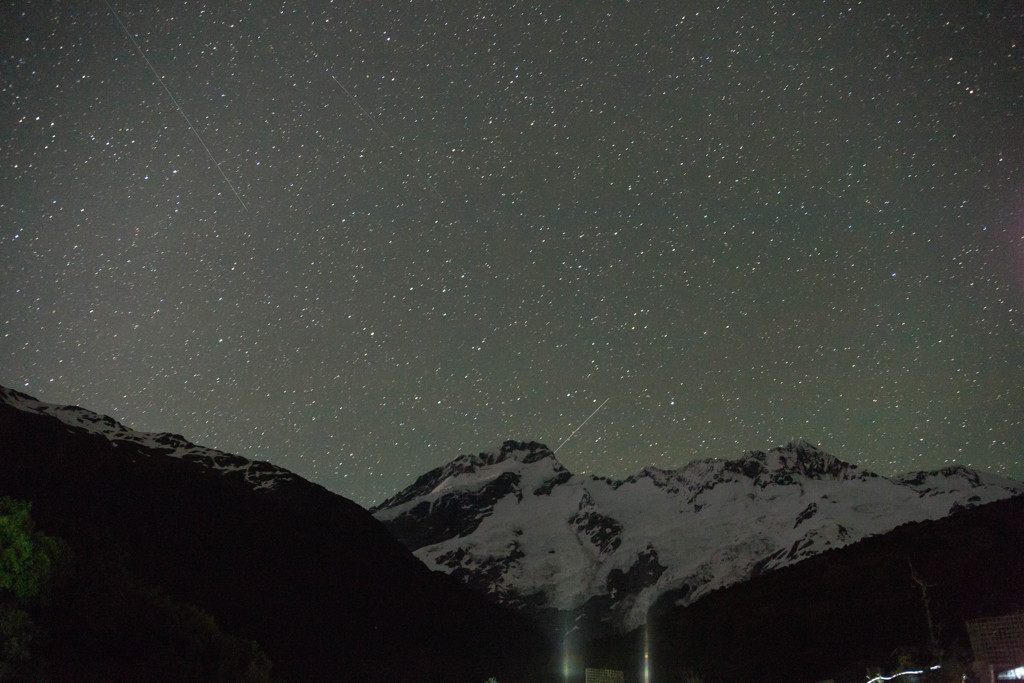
left=0, top=397, right=553, bottom=682
left=577, top=493, right=1024, bottom=682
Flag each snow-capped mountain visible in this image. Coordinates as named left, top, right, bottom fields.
left=0, top=385, right=296, bottom=490
left=371, top=439, right=1024, bottom=634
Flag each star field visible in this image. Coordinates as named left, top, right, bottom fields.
left=2, top=2, right=1022, bottom=506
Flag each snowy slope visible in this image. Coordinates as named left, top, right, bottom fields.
left=371, top=439, right=1024, bottom=633
left=0, top=386, right=296, bottom=491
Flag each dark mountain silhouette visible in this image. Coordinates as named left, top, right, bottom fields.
left=0, top=387, right=553, bottom=682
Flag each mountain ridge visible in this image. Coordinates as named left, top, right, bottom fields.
left=0, top=385, right=298, bottom=491
left=372, top=438, right=1024, bottom=635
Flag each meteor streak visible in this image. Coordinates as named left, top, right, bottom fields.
left=103, top=0, right=248, bottom=212
left=555, top=398, right=610, bottom=453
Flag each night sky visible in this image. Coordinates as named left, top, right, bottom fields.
left=3, top=2, right=1022, bottom=507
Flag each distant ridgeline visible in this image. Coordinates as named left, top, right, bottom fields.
left=3, top=385, right=1022, bottom=682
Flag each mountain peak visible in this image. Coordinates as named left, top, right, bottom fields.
left=370, top=440, right=565, bottom=517
left=783, top=437, right=822, bottom=454
left=494, top=440, right=556, bottom=464
left=732, top=439, right=859, bottom=482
